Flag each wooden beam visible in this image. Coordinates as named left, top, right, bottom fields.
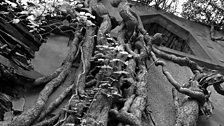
left=0, top=55, right=43, bottom=80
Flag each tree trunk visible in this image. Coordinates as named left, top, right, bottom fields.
left=5, top=0, right=214, bottom=126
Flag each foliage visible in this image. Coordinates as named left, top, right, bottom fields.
left=182, top=0, right=224, bottom=30
left=0, top=0, right=95, bottom=40
left=132, top=0, right=179, bottom=14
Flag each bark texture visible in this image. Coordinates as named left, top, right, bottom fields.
left=4, top=0, right=224, bottom=126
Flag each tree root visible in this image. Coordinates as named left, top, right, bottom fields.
left=97, top=15, right=112, bottom=45
left=37, top=83, right=74, bottom=122
left=110, top=95, right=141, bottom=126
left=83, top=89, right=112, bottom=126
left=150, top=51, right=210, bottom=126
left=33, top=114, right=59, bottom=126
left=9, top=32, right=81, bottom=126
left=33, top=67, right=63, bottom=86
left=172, top=88, right=199, bottom=126
left=151, top=46, right=203, bottom=72
left=77, top=27, right=96, bottom=96
left=150, top=51, right=207, bottom=104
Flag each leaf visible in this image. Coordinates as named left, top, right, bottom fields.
left=27, top=15, right=35, bottom=21
left=62, top=19, right=69, bottom=26
left=80, top=15, right=88, bottom=21
left=76, top=3, right=83, bottom=8
left=106, top=37, right=114, bottom=41
left=19, top=11, right=29, bottom=15
left=114, top=45, right=124, bottom=51
left=96, top=45, right=109, bottom=49
left=5, top=0, right=17, bottom=8
left=99, top=83, right=111, bottom=88
left=110, top=58, right=127, bottom=65
left=79, top=12, right=85, bottom=15
left=85, top=12, right=94, bottom=17
left=100, top=65, right=113, bottom=69
left=64, top=123, right=75, bottom=126
left=97, top=58, right=105, bottom=62
left=86, top=20, right=95, bottom=26
left=12, top=19, right=20, bottom=24
left=108, top=47, right=115, bottom=50
left=60, top=2, right=70, bottom=12
left=94, top=53, right=105, bottom=58
left=0, top=11, right=9, bottom=14
left=119, top=51, right=129, bottom=55
left=113, top=71, right=129, bottom=75
left=29, top=29, right=35, bottom=32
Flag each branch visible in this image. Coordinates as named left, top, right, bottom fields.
left=152, top=46, right=203, bottom=72
left=150, top=51, right=207, bottom=104
left=109, top=95, right=142, bottom=126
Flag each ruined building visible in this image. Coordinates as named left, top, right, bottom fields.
left=0, top=1, right=224, bottom=126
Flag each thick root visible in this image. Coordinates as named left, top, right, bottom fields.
left=83, top=89, right=112, bottom=126
left=33, top=67, right=63, bottom=86
left=172, top=89, right=199, bottom=126
left=9, top=32, right=81, bottom=126
left=77, top=27, right=96, bottom=95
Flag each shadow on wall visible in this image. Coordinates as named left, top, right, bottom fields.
left=31, top=35, right=69, bottom=75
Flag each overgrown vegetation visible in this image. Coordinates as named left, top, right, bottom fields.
left=182, top=0, right=224, bottom=30
left=0, top=0, right=224, bottom=126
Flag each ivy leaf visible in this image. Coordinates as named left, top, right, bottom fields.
left=100, top=65, right=113, bottom=70
left=29, top=29, right=35, bottom=32
left=27, top=15, right=35, bottom=21
left=94, top=53, right=105, bottom=58
left=62, top=19, right=69, bottom=26
left=79, top=12, right=85, bottom=16
left=76, top=3, right=83, bottom=8
left=108, top=47, right=115, bottom=50
left=12, top=19, right=20, bottom=24
left=110, top=58, right=127, bottom=65
left=19, top=11, right=29, bottom=15
left=119, top=51, right=129, bottom=55
left=86, top=20, right=95, bottom=26
left=96, top=45, right=109, bottom=49
left=85, top=13, right=95, bottom=19
left=97, top=58, right=105, bottom=62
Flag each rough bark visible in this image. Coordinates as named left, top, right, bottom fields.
left=77, top=27, right=96, bottom=95
left=151, top=46, right=203, bottom=72
left=83, top=90, right=112, bottom=126
left=172, top=89, right=199, bottom=126
left=33, top=67, right=63, bottom=86
left=4, top=0, right=224, bottom=126
left=9, top=32, right=81, bottom=126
